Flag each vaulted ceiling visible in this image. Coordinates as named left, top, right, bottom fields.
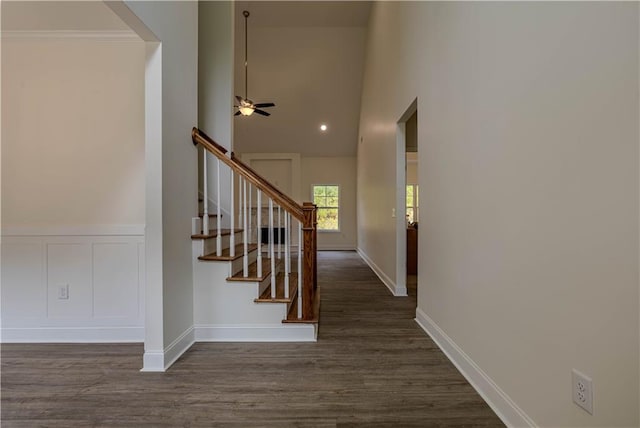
left=3, top=1, right=370, bottom=157
left=232, top=1, right=371, bottom=157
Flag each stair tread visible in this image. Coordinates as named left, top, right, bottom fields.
left=227, top=258, right=274, bottom=282
left=255, top=273, right=298, bottom=303
left=191, top=228, right=243, bottom=240
left=198, top=243, right=258, bottom=261
left=283, top=287, right=320, bottom=324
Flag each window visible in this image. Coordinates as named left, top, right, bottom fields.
left=312, top=185, right=340, bottom=231
left=406, top=184, right=419, bottom=224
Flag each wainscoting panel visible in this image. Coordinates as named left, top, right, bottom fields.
left=1, top=240, right=46, bottom=319
left=1, top=229, right=145, bottom=342
left=47, top=243, right=93, bottom=319
left=92, top=242, right=139, bottom=319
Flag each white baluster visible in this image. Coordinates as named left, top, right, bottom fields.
left=248, top=183, right=252, bottom=243
left=284, top=212, right=290, bottom=299
left=243, top=178, right=248, bottom=277
left=202, top=149, right=209, bottom=234
left=277, top=205, right=282, bottom=260
left=230, top=170, right=235, bottom=257
left=269, top=198, right=275, bottom=298
left=257, top=190, right=262, bottom=277
left=238, top=175, right=243, bottom=227
left=297, top=220, right=302, bottom=319
left=216, top=158, right=221, bottom=256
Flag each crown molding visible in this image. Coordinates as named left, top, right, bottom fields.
left=1, top=30, right=140, bottom=41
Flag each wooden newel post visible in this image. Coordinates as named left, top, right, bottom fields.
left=312, top=206, right=317, bottom=292
left=302, top=202, right=316, bottom=320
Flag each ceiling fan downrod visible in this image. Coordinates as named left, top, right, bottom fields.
left=243, top=10, right=249, bottom=100
left=235, top=9, right=275, bottom=117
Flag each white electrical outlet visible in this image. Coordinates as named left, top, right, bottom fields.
left=58, top=284, right=69, bottom=300
left=572, top=369, right=593, bottom=414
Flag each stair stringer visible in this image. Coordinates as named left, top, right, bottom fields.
left=192, top=242, right=317, bottom=342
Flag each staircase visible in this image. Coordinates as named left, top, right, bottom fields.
left=190, top=128, right=319, bottom=342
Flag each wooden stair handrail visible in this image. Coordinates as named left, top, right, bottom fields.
left=192, top=127, right=228, bottom=155
left=192, top=127, right=304, bottom=221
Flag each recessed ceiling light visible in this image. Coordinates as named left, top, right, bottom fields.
left=320, top=124, right=328, bottom=131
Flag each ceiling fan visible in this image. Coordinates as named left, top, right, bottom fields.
left=235, top=10, right=275, bottom=117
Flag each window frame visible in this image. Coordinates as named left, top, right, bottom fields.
left=406, top=184, right=419, bottom=224
left=311, top=184, right=341, bottom=233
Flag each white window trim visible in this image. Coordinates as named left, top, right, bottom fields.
left=311, top=184, right=341, bottom=233
left=406, top=184, right=419, bottom=224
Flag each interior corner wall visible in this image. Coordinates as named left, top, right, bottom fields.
left=198, top=1, right=234, bottom=224
left=1, top=37, right=146, bottom=342
left=199, top=1, right=233, bottom=151
left=301, top=157, right=357, bottom=250
left=123, top=1, right=198, bottom=369
left=358, top=2, right=639, bottom=427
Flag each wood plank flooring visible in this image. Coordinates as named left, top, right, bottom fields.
left=1, top=251, right=504, bottom=427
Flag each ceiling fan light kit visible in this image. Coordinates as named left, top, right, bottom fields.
left=235, top=10, right=275, bottom=118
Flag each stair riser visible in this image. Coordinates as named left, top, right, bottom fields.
left=257, top=275, right=272, bottom=298
left=286, top=294, right=297, bottom=317
left=229, top=249, right=259, bottom=277
left=202, top=231, right=244, bottom=255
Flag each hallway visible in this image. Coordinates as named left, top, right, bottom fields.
left=1, top=251, right=503, bottom=427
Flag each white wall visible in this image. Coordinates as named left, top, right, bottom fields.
left=199, top=1, right=233, bottom=152
left=2, top=38, right=145, bottom=227
left=1, top=36, right=146, bottom=341
left=240, top=153, right=302, bottom=201
left=198, top=1, right=234, bottom=226
left=302, top=157, right=356, bottom=250
left=117, top=1, right=199, bottom=371
left=358, top=2, right=639, bottom=427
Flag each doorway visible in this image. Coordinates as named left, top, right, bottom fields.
left=405, top=112, right=418, bottom=298
left=395, top=100, right=418, bottom=300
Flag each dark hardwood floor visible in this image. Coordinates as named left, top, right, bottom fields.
left=1, top=251, right=504, bottom=427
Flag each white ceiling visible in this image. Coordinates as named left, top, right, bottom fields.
left=2, top=1, right=133, bottom=33
left=233, top=1, right=371, bottom=157
left=234, top=1, right=371, bottom=28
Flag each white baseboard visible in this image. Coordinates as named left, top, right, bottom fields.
left=395, top=285, right=408, bottom=296
left=356, top=247, right=400, bottom=296
left=414, top=308, right=536, bottom=428
left=318, top=244, right=356, bottom=251
left=163, top=326, right=195, bottom=370
left=141, top=326, right=195, bottom=372
left=141, top=351, right=165, bottom=372
left=1, top=326, right=144, bottom=343
left=194, top=324, right=317, bottom=342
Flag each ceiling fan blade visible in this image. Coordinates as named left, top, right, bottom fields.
left=235, top=110, right=242, bottom=116
left=254, top=109, right=270, bottom=117
left=235, top=95, right=244, bottom=103
left=254, top=102, right=275, bottom=108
